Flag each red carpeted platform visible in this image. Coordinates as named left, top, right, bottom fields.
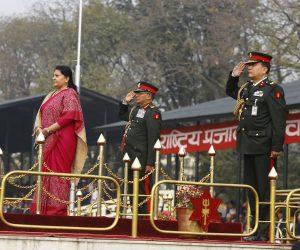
left=0, top=213, right=242, bottom=241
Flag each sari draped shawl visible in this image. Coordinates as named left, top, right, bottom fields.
left=30, top=88, right=87, bottom=215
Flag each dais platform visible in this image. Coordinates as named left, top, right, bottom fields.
left=0, top=236, right=292, bottom=250
left=0, top=214, right=292, bottom=250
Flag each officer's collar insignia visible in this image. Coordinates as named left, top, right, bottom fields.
left=259, top=82, right=265, bottom=87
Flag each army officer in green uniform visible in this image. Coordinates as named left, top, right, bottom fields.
left=119, top=81, right=161, bottom=214
left=226, top=51, right=287, bottom=241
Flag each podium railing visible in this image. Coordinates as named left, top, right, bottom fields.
left=149, top=180, right=259, bottom=238
left=0, top=170, right=120, bottom=232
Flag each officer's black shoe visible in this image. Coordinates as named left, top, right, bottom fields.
left=258, top=235, right=269, bottom=242
left=244, top=234, right=268, bottom=242
left=244, top=235, right=258, bottom=241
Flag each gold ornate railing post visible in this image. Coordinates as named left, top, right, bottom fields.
left=268, top=166, right=278, bottom=243
left=246, top=201, right=251, bottom=233
left=76, top=190, right=83, bottom=216
left=131, top=157, right=141, bottom=238
left=208, top=145, right=216, bottom=196
left=178, top=147, right=186, bottom=181
left=36, top=132, right=45, bottom=214
left=122, top=152, right=130, bottom=217
left=154, top=139, right=161, bottom=219
left=97, top=133, right=106, bottom=217
left=69, top=180, right=76, bottom=216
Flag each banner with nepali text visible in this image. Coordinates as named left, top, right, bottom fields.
left=160, top=113, right=300, bottom=154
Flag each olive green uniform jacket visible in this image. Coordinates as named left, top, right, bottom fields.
left=226, top=73, right=286, bottom=155
left=119, top=102, right=161, bottom=169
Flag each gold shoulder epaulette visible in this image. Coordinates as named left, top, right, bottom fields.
left=265, top=78, right=276, bottom=86
left=268, top=81, right=278, bottom=88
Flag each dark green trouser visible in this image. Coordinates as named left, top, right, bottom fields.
left=124, top=145, right=153, bottom=215
left=243, top=154, right=270, bottom=236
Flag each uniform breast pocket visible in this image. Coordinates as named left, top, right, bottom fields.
left=250, top=95, right=264, bottom=103
left=250, top=96, right=265, bottom=115
left=134, top=117, right=144, bottom=125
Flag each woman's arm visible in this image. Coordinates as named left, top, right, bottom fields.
left=42, top=122, right=61, bottom=137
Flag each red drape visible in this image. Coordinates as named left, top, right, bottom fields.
left=30, top=88, right=85, bottom=215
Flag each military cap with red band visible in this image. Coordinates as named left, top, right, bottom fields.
left=134, top=81, right=158, bottom=95
left=245, top=51, right=272, bottom=64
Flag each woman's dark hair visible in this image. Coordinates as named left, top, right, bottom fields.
left=55, top=65, right=77, bottom=92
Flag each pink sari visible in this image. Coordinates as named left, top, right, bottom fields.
left=30, top=88, right=87, bottom=215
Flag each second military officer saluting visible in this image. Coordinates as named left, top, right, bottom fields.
left=226, top=51, right=287, bottom=241
left=119, top=81, right=161, bottom=215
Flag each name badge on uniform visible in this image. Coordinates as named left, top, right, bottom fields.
left=253, top=90, right=264, bottom=97
left=136, top=108, right=146, bottom=118
left=251, top=99, right=258, bottom=116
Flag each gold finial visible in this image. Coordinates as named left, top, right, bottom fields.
left=131, top=157, right=141, bottom=170
left=36, top=132, right=45, bottom=144
left=154, top=139, right=162, bottom=150
left=76, top=190, right=83, bottom=197
left=268, top=167, right=278, bottom=179
left=123, top=152, right=130, bottom=162
left=208, top=145, right=216, bottom=156
left=97, top=133, right=106, bottom=145
left=178, top=147, right=186, bottom=157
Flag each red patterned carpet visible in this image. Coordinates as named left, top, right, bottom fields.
left=1, top=213, right=281, bottom=247
left=0, top=213, right=178, bottom=239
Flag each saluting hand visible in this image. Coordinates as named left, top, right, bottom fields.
left=232, top=62, right=246, bottom=77
left=124, top=91, right=136, bottom=103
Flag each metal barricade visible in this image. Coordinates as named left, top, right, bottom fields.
left=0, top=170, right=121, bottom=232
left=149, top=180, right=259, bottom=238
left=286, top=188, right=300, bottom=240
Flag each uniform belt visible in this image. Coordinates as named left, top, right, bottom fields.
left=238, top=128, right=267, bottom=137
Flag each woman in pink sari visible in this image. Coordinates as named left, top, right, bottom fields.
left=30, top=65, right=87, bottom=215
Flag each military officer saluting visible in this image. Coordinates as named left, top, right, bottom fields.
left=226, top=51, right=287, bottom=241
left=119, top=81, right=161, bottom=214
